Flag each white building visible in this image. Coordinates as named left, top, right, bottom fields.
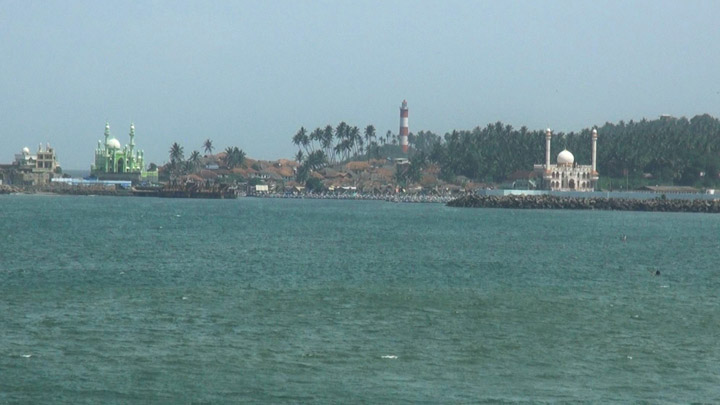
left=533, top=128, right=599, bottom=191
left=14, top=144, right=60, bottom=172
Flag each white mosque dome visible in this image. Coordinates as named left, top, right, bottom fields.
left=22, top=147, right=30, bottom=154
left=557, top=149, right=574, bottom=165
left=107, top=137, right=122, bottom=149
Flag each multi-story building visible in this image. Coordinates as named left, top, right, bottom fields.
left=0, top=144, right=61, bottom=186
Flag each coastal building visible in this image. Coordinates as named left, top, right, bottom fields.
left=533, top=128, right=598, bottom=191
left=91, top=122, right=158, bottom=184
left=0, top=144, right=61, bottom=186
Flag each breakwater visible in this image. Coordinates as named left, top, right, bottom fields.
left=447, top=194, right=720, bottom=213
left=0, top=185, right=21, bottom=194
left=254, top=192, right=455, bottom=203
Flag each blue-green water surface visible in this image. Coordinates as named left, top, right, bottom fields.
left=1, top=195, right=719, bottom=403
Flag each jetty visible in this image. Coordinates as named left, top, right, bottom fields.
left=447, top=194, right=720, bottom=213
left=133, top=184, right=237, bottom=199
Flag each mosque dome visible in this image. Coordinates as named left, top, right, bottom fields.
left=22, top=147, right=30, bottom=155
left=107, top=137, right=121, bottom=150
left=557, top=149, right=574, bottom=165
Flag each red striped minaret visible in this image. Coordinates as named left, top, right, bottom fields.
left=399, top=100, right=409, bottom=153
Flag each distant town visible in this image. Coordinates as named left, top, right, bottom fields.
left=3, top=102, right=720, bottom=199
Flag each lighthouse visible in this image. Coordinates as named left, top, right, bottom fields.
left=399, top=100, right=409, bottom=153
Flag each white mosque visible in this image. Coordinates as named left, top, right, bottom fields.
left=533, top=128, right=599, bottom=191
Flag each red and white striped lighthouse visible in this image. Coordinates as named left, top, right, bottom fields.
left=399, top=100, right=409, bottom=153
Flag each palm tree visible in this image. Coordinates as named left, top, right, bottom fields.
left=364, top=125, right=376, bottom=154
left=223, top=146, right=235, bottom=168
left=182, top=160, right=194, bottom=175
left=223, top=146, right=247, bottom=169
left=295, top=164, right=310, bottom=183
left=309, top=128, right=323, bottom=153
left=305, top=150, right=328, bottom=171
left=367, top=141, right=380, bottom=160
left=335, top=122, right=349, bottom=157
left=235, top=148, right=247, bottom=168
left=333, top=143, right=344, bottom=163
left=169, top=142, right=184, bottom=164
left=322, top=125, right=335, bottom=163
left=349, top=126, right=361, bottom=157
left=203, top=139, right=214, bottom=155
left=293, top=127, right=310, bottom=154
left=295, top=150, right=304, bottom=163
left=340, top=139, right=352, bottom=161
left=189, top=150, right=202, bottom=172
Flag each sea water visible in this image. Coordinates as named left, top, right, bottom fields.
left=1, top=195, right=719, bottom=403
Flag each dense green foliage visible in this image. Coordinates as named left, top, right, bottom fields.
left=164, top=140, right=246, bottom=179
left=223, top=146, right=246, bottom=169
left=305, top=177, right=325, bottom=192
left=422, top=114, right=720, bottom=187
left=293, top=114, right=720, bottom=188
left=293, top=122, right=395, bottom=181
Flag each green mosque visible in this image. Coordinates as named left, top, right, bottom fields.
left=91, top=122, right=158, bottom=183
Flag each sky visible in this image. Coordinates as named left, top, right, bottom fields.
left=1, top=0, right=719, bottom=169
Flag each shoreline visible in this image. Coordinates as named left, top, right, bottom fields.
left=1, top=185, right=456, bottom=203
left=8, top=185, right=720, bottom=211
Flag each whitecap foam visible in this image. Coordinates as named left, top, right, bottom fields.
left=381, top=355, right=397, bottom=359
left=21, top=354, right=32, bottom=358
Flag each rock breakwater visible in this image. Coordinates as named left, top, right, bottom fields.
left=447, top=194, right=720, bottom=213
left=255, top=193, right=454, bottom=203
left=0, top=185, right=21, bottom=194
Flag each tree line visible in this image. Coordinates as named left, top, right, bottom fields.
left=294, top=114, right=720, bottom=188
left=423, top=114, right=720, bottom=187
left=292, top=122, right=405, bottom=182
left=166, top=139, right=246, bottom=177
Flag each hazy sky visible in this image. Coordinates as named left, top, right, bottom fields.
left=1, top=0, right=719, bottom=169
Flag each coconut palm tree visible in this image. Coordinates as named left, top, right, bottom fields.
left=223, top=146, right=247, bottom=169
left=182, top=160, right=194, bottom=175
left=335, top=122, right=349, bottom=156
left=309, top=128, right=323, bottom=153
left=364, top=125, right=376, bottom=155
left=234, top=148, right=246, bottom=168
left=349, top=126, right=361, bottom=157
left=189, top=150, right=202, bottom=172
left=322, top=125, right=334, bottom=163
left=369, top=141, right=380, bottom=160
left=305, top=150, right=327, bottom=171
left=292, top=127, right=310, bottom=155
left=203, top=139, right=214, bottom=155
left=338, top=139, right=352, bottom=162
left=169, top=142, right=184, bottom=164
left=223, top=146, right=234, bottom=168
